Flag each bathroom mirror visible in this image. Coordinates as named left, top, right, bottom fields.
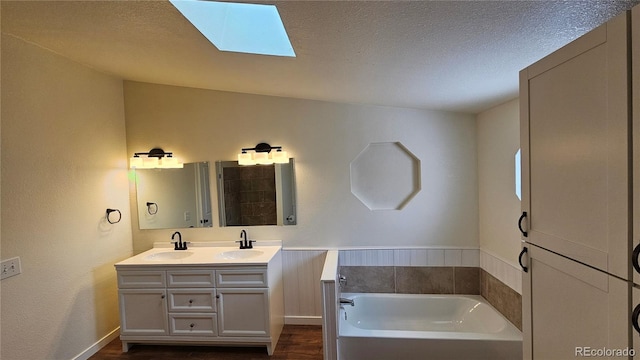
left=216, top=159, right=296, bottom=226
left=135, top=162, right=213, bottom=229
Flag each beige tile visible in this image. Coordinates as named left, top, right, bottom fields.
left=396, top=267, right=454, bottom=294
left=339, top=266, right=395, bottom=293
left=454, top=267, right=480, bottom=295
left=480, top=269, right=522, bottom=330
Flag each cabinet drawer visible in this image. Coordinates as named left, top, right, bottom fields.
left=168, top=289, right=216, bottom=312
left=118, top=270, right=166, bottom=288
left=167, top=270, right=216, bottom=287
left=216, top=268, right=268, bottom=287
left=169, top=314, right=218, bottom=336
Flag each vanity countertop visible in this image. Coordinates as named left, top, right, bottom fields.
left=115, top=243, right=282, bottom=268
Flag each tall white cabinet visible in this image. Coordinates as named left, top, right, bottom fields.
left=520, top=9, right=638, bottom=359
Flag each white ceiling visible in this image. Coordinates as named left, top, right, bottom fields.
left=2, top=0, right=638, bottom=114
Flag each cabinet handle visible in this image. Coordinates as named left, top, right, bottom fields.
left=633, top=243, right=640, bottom=275
left=519, top=247, right=529, bottom=273
left=518, top=212, right=528, bottom=237
left=632, top=303, right=640, bottom=334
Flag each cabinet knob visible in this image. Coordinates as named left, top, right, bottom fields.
left=190, top=323, right=195, bottom=328
left=189, top=299, right=193, bottom=304
left=161, top=294, right=165, bottom=299
left=216, top=295, right=220, bottom=299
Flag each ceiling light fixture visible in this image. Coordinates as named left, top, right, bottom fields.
left=238, top=143, right=289, bottom=166
left=130, top=148, right=183, bottom=169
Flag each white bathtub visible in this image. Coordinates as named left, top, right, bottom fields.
left=338, top=293, right=522, bottom=360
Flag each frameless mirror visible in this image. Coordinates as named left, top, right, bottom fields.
left=216, top=159, right=296, bottom=226
left=135, top=162, right=213, bottom=229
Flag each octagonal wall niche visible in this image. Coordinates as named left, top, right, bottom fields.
left=350, top=142, right=421, bottom=210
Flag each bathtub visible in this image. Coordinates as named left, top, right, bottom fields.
left=338, top=293, right=522, bottom=360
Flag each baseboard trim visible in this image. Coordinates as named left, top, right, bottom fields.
left=285, top=315, right=323, bottom=326
left=72, top=327, right=120, bottom=360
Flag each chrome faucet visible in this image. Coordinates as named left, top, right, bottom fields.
left=236, top=230, right=255, bottom=249
left=172, top=231, right=187, bottom=250
left=339, top=298, right=354, bottom=306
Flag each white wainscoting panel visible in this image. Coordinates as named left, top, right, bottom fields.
left=282, top=250, right=327, bottom=324
left=321, top=250, right=339, bottom=360
left=340, top=248, right=479, bottom=267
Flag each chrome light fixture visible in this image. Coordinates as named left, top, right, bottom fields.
left=238, top=143, right=289, bottom=166
left=130, top=148, right=183, bottom=169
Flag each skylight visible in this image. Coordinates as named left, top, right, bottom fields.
left=170, top=0, right=295, bottom=57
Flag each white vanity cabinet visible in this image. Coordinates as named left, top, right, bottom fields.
left=217, top=268, right=270, bottom=337
left=115, top=247, right=284, bottom=355
left=166, top=269, right=217, bottom=337
left=117, top=270, right=169, bottom=336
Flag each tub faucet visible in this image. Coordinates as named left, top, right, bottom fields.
left=339, top=298, right=354, bottom=306
left=172, top=231, right=187, bottom=250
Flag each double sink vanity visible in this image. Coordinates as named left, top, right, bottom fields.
left=114, top=242, right=284, bottom=355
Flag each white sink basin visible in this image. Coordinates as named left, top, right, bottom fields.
left=215, top=250, right=264, bottom=260
left=145, top=251, right=193, bottom=261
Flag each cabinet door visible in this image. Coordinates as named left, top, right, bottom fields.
left=519, top=12, right=630, bottom=279
left=632, top=6, right=640, bottom=287
left=217, top=288, right=269, bottom=337
left=118, top=289, right=168, bottom=335
left=522, top=245, right=629, bottom=360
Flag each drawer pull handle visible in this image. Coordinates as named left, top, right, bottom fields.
left=633, top=303, right=640, bottom=334
left=190, top=323, right=195, bottom=328
left=519, top=247, right=528, bottom=273
left=518, top=212, right=528, bottom=237
left=632, top=243, right=640, bottom=274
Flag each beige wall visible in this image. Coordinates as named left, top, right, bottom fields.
left=124, top=81, right=479, bottom=252
left=1, top=34, right=132, bottom=359
left=477, top=98, right=521, bottom=265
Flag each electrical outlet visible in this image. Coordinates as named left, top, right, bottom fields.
left=1, top=257, right=22, bottom=280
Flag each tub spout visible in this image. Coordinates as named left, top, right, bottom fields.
left=339, top=298, right=354, bottom=306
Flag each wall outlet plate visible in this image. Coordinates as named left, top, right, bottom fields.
left=1, top=257, right=22, bottom=280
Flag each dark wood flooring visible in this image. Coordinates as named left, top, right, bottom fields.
left=89, top=325, right=323, bottom=360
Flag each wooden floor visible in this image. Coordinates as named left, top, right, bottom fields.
left=89, top=325, right=323, bottom=360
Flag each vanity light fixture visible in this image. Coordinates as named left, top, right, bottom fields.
left=238, top=143, right=289, bottom=166
left=130, top=148, right=184, bottom=169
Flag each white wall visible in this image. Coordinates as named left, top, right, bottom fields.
left=123, top=81, right=478, bottom=252
left=477, top=98, right=522, bottom=291
left=0, top=34, right=132, bottom=359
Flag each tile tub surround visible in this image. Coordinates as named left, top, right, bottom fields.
left=338, top=265, right=521, bottom=330
left=339, top=266, right=480, bottom=295
left=481, top=269, right=522, bottom=330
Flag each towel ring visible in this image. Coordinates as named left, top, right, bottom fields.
left=106, top=209, right=122, bottom=224
left=146, top=202, right=158, bottom=215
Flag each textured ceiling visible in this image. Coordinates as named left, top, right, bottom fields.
left=2, top=0, right=638, bottom=114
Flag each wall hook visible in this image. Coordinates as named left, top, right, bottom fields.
left=106, top=209, right=122, bottom=224
left=146, top=202, right=158, bottom=215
